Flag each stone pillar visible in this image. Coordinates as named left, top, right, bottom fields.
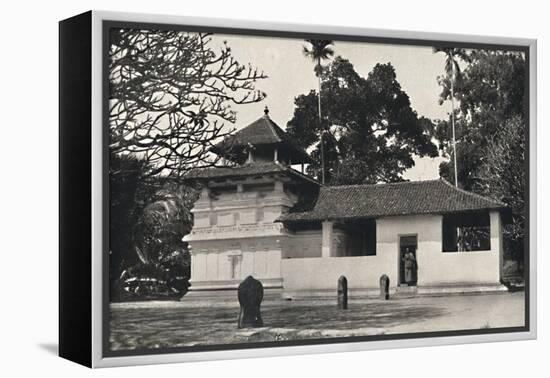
left=237, top=276, right=264, bottom=328
left=490, top=211, right=504, bottom=281
left=379, top=274, right=390, bottom=300
left=337, top=276, right=348, bottom=309
left=322, top=221, right=334, bottom=258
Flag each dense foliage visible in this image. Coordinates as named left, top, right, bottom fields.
left=287, top=57, right=438, bottom=184
left=435, top=50, right=527, bottom=267
left=109, top=152, right=199, bottom=301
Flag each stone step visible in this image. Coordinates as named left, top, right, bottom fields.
left=395, top=285, right=418, bottom=298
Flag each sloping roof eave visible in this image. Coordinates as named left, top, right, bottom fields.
left=277, top=179, right=508, bottom=223
left=183, top=162, right=321, bottom=186
left=211, top=115, right=313, bottom=164
left=277, top=206, right=508, bottom=223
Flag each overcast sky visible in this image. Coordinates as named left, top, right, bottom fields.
left=211, top=33, right=451, bottom=181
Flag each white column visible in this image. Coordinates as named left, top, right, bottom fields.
left=322, top=221, right=334, bottom=258
left=489, top=210, right=504, bottom=280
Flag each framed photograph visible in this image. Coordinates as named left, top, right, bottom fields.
left=59, top=10, right=537, bottom=368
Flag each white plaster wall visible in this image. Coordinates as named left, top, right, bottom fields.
left=376, top=214, right=441, bottom=286
left=189, top=238, right=283, bottom=284
left=263, top=206, right=284, bottom=223
left=239, top=208, right=256, bottom=225
left=283, top=231, right=322, bottom=258
left=217, top=211, right=235, bottom=227
left=377, top=214, right=500, bottom=286
left=253, top=250, right=268, bottom=278
left=267, top=249, right=282, bottom=277
left=283, top=229, right=349, bottom=259
left=281, top=213, right=502, bottom=290
left=241, top=250, right=255, bottom=277
left=193, top=212, right=210, bottom=228
left=281, top=255, right=394, bottom=290
left=419, top=249, right=499, bottom=285
left=418, top=212, right=501, bottom=285
left=205, top=253, right=219, bottom=280
left=191, top=253, right=207, bottom=281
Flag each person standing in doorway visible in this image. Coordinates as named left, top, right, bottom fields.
left=403, top=248, right=418, bottom=286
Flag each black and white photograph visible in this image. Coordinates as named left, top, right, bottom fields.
left=105, top=20, right=530, bottom=356
left=2, top=0, right=550, bottom=374
left=3, top=0, right=549, bottom=374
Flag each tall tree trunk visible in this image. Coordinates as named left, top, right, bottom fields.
left=318, top=58, right=325, bottom=184
left=451, top=61, right=458, bottom=188
left=450, top=60, right=461, bottom=250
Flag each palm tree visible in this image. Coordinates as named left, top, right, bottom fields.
left=433, top=47, right=469, bottom=187
left=303, top=39, right=334, bottom=184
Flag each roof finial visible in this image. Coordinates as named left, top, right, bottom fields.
left=264, top=106, right=269, bottom=117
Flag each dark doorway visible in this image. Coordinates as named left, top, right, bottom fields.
left=399, top=235, right=418, bottom=286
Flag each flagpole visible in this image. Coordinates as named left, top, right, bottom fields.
left=451, top=61, right=458, bottom=188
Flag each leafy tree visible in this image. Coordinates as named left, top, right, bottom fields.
left=109, top=152, right=157, bottom=288
left=475, top=116, right=525, bottom=269
left=435, top=49, right=526, bottom=191
left=134, top=183, right=198, bottom=266
left=127, top=182, right=199, bottom=297
left=302, top=39, right=335, bottom=184
left=287, top=57, right=438, bottom=184
left=109, top=29, right=266, bottom=177
left=109, top=152, right=199, bottom=300
left=435, top=49, right=527, bottom=269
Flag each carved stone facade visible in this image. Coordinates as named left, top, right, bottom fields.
left=184, top=179, right=297, bottom=294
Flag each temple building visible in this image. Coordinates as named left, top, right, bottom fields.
left=183, top=108, right=509, bottom=299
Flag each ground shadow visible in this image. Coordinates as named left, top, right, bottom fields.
left=109, top=292, right=524, bottom=351
left=38, top=343, right=58, bottom=356
left=109, top=300, right=447, bottom=350
left=263, top=302, right=447, bottom=330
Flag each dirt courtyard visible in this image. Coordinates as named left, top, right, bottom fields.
left=109, top=291, right=525, bottom=352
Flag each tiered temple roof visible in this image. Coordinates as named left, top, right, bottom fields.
left=184, top=107, right=316, bottom=187
left=210, top=107, right=313, bottom=165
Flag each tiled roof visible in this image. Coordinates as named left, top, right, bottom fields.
left=184, top=162, right=320, bottom=185
left=278, top=179, right=506, bottom=222
left=218, top=116, right=284, bottom=146
left=211, top=115, right=313, bottom=164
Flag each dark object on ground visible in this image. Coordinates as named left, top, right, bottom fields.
left=338, top=276, right=348, bottom=309
left=238, top=276, right=264, bottom=328
left=380, top=274, right=390, bottom=300
left=501, top=260, right=524, bottom=292
left=111, top=262, right=189, bottom=302
left=502, top=280, right=525, bottom=292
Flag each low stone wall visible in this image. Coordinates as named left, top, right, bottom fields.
left=281, top=256, right=394, bottom=298
left=419, top=249, right=500, bottom=286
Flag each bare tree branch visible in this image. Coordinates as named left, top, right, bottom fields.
left=109, top=29, right=267, bottom=177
